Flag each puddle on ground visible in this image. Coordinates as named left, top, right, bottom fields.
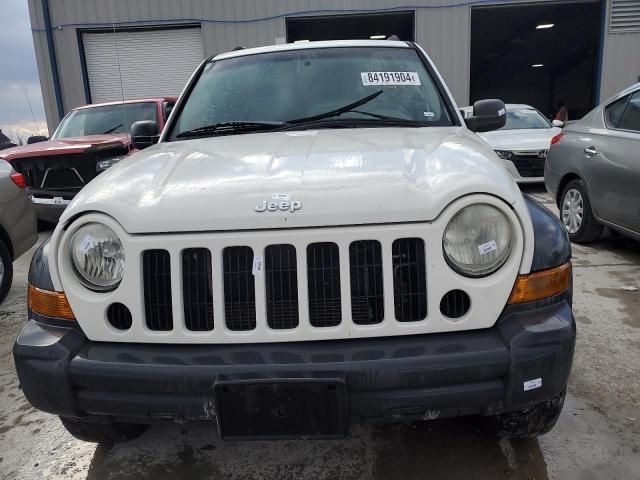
left=594, top=288, right=640, bottom=328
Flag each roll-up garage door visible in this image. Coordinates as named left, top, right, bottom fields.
left=82, top=27, right=204, bottom=103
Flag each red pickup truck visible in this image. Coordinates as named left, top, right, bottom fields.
left=0, top=97, right=176, bottom=223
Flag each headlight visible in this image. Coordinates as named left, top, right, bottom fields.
left=96, top=156, right=125, bottom=173
left=495, top=150, right=513, bottom=160
left=70, top=223, right=125, bottom=291
left=443, top=204, right=513, bottom=277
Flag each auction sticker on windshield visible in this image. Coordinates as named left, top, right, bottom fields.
left=361, top=72, right=421, bottom=86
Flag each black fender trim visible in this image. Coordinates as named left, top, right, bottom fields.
left=28, top=237, right=54, bottom=290
left=523, top=194, right=571, bottom=272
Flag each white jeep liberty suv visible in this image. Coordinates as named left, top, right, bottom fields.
left=15, top=40, right=575, bottom=443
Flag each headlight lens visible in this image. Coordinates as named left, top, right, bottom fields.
left=443, top=204, right=513, bottom=277
left=495, top=150, right=513, bottom=160
left=96, top=156, right=125, bottom=173
left=70, top=223, right=125, bottom=290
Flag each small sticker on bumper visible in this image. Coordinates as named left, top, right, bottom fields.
left=524, top=378, right=542, bottom=391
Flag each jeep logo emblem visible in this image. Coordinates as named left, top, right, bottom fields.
left=254, top=199, right=302, bottom=213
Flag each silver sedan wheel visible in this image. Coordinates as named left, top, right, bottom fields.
left=562, top=188, right=584, bottom=234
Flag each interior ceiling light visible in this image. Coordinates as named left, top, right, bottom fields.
left=531, top=64, right=544, bottom=68
left=370, top=35, right=386, bottom=39
left=536, top=23, right=555, bottom=29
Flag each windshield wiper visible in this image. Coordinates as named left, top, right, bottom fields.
left=176, top=121, right=286, bottom=138
left=102, top=124, right=123, bottom=134
left=286, top=90, right=384, bottom=125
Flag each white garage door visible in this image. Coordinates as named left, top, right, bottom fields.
left=83, top=27, right=204, bottom=103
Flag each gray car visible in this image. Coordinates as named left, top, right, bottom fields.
left=0, top=160, right=38, bottom=304
left=545, top=83, right=640, bottom=243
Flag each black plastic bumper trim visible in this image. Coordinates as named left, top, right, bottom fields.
left=14, top=296, right=576, bottom=424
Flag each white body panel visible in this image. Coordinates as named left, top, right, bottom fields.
left=59, top=127, right=521, bottom=233
left=479, top=128, right=561, bottom=151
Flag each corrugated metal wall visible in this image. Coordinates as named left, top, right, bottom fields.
left=28, top=0, right=640, bottom=132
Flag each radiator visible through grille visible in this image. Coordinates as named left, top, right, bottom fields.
left=307, top=242, right=341, bottom=327
left=349, top=240, right=384, bottom=325
left=182, top=248, right=214, bottom=331
left=143, top=249, right=173, bottom=331
left=265, top=244, right=299, bottom=329
left=223, top=246, right=256, bottom=331
left=392, top=238, right=427, bottom=322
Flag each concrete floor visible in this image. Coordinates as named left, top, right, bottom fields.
left=1, top=188, right=639, bottom=480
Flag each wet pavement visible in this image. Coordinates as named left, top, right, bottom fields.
left=1, top=188, right=639, bottom=480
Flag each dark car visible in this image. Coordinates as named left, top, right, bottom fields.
left=0, top=97, right=176, bottom=224
left=545, top=83, right=640, bottom=243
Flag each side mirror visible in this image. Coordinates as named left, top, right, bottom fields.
left=552, top=119, right=565, bottom=128
left=464, top=99, right=507, bottom=133
left=27, top=135, right=48, bottom=144
left=131, top=121, right=159, bottom=150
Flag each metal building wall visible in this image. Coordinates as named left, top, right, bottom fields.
left=27, top=0, right=640, bottom=133
left=600, top=0, right=640, bottom=101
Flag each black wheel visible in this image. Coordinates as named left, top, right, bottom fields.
left=60, top=417, right=148, bottom=444
left=0, top=239, right=13, bottom=305
left=489, top=390, right=566, bottom=439
left=560, top=179, right=603, bottom=243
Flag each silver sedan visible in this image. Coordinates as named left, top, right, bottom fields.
left=545, top=83, right=640, bottom=243
left=0, top=160, right=38, bottom=304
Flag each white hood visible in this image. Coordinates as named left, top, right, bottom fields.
left=478, top=127, right=561, bottom=151
left=61, top=127, right=522, bottom=233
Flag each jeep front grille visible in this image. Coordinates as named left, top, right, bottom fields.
left=349, top=240, right=384, bottom=325
left=222, top=246, right=256, bottom=331
left=392, top=238, right=427, bottom=322
left=141, top=238, right=427, bottom=332
left=265, top=244, right=299, bottom=329
left=307, top=242, right=342, bottom=328
left=143, top=249, right=173, bottom=331
left=182, top=248, right=214, bottom=331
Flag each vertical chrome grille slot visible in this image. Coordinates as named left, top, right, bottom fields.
left=142, top=249, right=173, bottom=331
left=392, top=238, right=427, bottom=322
left=223, top=246, right=256, bottom=331
left=307, top=242, right=341, bottom=327
left=265, top=244, right=299, bottom=329
left=182, top=248, right=214, bottom=331
left=349, top=240, right=384, bottom=325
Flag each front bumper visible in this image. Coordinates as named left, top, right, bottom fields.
left=14, top=296, right=575, bottom=426
left=29, top=190, right=74, bottom=223
left=503, top=160, right=544, bottom=184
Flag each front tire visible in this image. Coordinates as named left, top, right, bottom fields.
left=0, top=239, right=13, bottom=305
left=560, top=179, right=603, bottom=243
left=60, top=417, right=148, bottom=444
left=489, top=390, right=566, bottom=438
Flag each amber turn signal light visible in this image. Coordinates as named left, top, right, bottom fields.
left=28, top=285, right=76, bottom=320
left=508, top=263, right=571, bottom=304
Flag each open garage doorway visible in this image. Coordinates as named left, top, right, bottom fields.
left=470, top=1, right=602, bottom=120
left=286, top=11, right=415, bottom=42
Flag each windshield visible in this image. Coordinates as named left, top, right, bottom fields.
left=52, top=102, right=158, bottom=139
left=169, top=47, right=453, bottom=139
left=500, top=108, right=551, bottom=130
